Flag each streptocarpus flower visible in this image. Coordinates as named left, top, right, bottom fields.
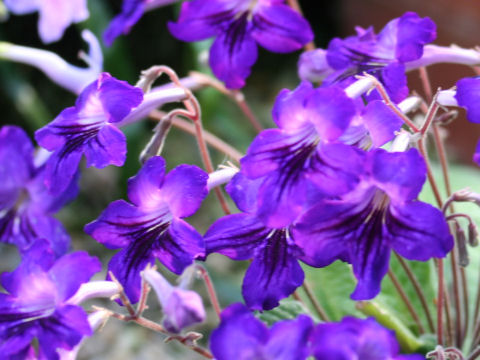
left=293, top=148, right=453, bottom=300
left=205, top=173, right=305, bottom=310
left=240, top=81, right=365, bottom=227
left=210, top=303, right=313, bottom=360
left=299, top=12, right=436, bottom=102
left=4, top=0, right=89, bottom=43
left=104, top=0, right=178, bottom=46
left=85, top=156, right=207, bottom=302
left=0, top=240, right=101, bottom=360
left=311, top=316, right=424, bottom=360
left=168, top=0, right=314, bottom=89
left=35, top=72, right=144, bottom=194
left=142, top=267, right=205, bottom=333
left=0, top=126, right=77, bottom=256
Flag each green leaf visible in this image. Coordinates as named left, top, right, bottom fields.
left=302, top=261, right=361, bottom=321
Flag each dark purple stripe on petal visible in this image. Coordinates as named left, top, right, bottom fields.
left=243, top=229, right=304, bottom=310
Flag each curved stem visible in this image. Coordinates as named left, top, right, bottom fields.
left=387, top=270, right=425, bottom=334
left=150, top=110, right=243, bottom=162
left=302, top=281, right=329, bottom=322
left=394, top=253, right=435, bottom=333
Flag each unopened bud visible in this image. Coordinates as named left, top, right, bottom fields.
left=142, top=267, right=206, bottom=334
left=468, top=222, right=479, bottom=247
left=455, top=224, right=469, bottom=267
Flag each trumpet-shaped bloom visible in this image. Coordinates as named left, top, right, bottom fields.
left=205, top=173, right=306, bottom=310
left=4, top=0, right=89, bottom=43
left=0, top=126, right=77, bottom=256
left=168, top=0, right=313, bottom=89
left=210, top=303, right=313, bottom=360
left=293, top=148, right=453, bottom=299
left=0, top=240, right=101, bottom=360
left=85, top=156, right=208, bottom=302
left=35, top=73, right=143, bottom=195
left=299, top=12, right=436, bottom=102
left=311, top=317, right=424, bottom=360
left=240, top=81, right=365, bottom=227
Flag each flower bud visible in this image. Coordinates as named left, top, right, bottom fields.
left=142, top=267, right=206, bottom=333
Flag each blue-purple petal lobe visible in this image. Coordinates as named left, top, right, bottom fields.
left=264, top=315, right=313, bottom=360
left=204, top=214, right=267, bottom=260
left=392, top=12, right=436, bottom=62
left=209, top=30, right=258, bottom=89
left=368, top=148, right=426, bottom=202
left=97, top=74, right=143, bottom=123
left=103, top=0, right=146, bottom=46
left=361, top=100, right=403, bottom=147
left=456, top=78, right=480, bottom=123
left=271, top=81, right=314, bottom=131
left=305, top=86, right=356, bottom=141
left=225, top=172, right=262, bottom=213
left=153, top=218, right=205, bottom=274
left=168, top=0, right=235, bottom=42
left=161, top=164, right=209, bottom=218
left=243, top=230, right=304, bottom=310
left=210, top=303, right=269, bottom=360
left=127, top=156, right=166, bottom=208
left=83, top=124, right=127, bottom=168
left=49, top=251, right=101, bottom=301
left=251, top=4, right=313, bottom=53
left=387, top=202, right=453, bottom=260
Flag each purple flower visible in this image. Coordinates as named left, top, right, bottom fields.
left=85, top=156, right=208, bottom=302
left=300, top=12, right=436, bottom=103
left=205, top=173, right=305, bottom=310
left=143, top=267, right=205, bottom=333
left=168, top=0, right=313, bottom=89
left=455, top=77, right=480, bottom=124
left=35, top=73, right=143, bottom=194
left=0, top=240, right=101, bottom=359
left=210, top=303, right=313, bottom=360
left=311, top=316, right=424, bottom=360
left=240, top=81, right=365, bottom=227
left=4, top=0, right=89, bottom=43
left=293, top=148, right=453, bottom=300
left=104, top=0, right=178, bottom=46
left=0, top=126, right=77, bottom=256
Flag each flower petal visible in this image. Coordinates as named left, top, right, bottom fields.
left=209, top=30, right=258, bottom=89
left=210, top=303, right=268, bottom=360
left=271, top=81, right=314, bottom=131
left=37, top=305, right=92, bottom=359
left=84, top=199, right=171, bottom=249
left=265, top=315, right=313, bottom=360
left=251, top=4, right=313, bottom=53
left=387, top=201, right=453, bottom=260
left=83, top=124, right=127, bottom=168
left=243, top=230, right=304, bottom=310
left=49, top=251, right=101, bottom=301
left=204, top=213, right=268, bottom=260
left=161, top=164, right=208, bottom=218
left=127, top=156, right=166, bottom=208
left=305, top=86, right=356, bottom=141
left=368, top=148, right=426, bottom=202
left=167, top=0, right=236, bottom=42
left=361, top=100, right=403, bottom=147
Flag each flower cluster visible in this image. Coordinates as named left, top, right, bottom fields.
left=3, top=1, right=480, bottom=359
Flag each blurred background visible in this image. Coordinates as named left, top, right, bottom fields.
left=0, top=1, right=480, bottom=358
